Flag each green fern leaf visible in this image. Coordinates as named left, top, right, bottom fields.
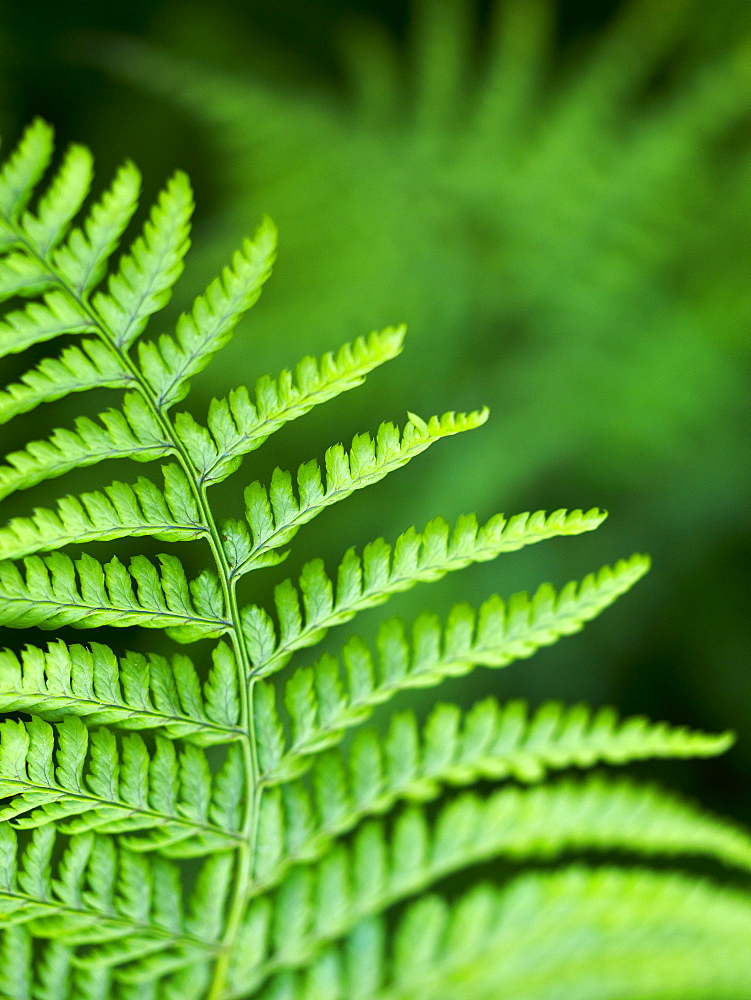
left=0, top=640, right=240, bottom=745
left=258, top=695, right=732, bottom=789
left=0, top=715, right=242, bottom=854
left=0, top=392, right=172, bottom=501
left=52, top=160, right=141, bottom=295
left=0, top=551, right=228, bottom=637
left=186, top=326, right=406, bottom=487
left=0, top=465, right=207, bottom=560
left=251, top=773, right=751, bottom=900
left=0, top=250, right=56, bottom=302
left=231, top=410, right=510, bottom=577
left=0, top=825, right=221, bottom=961
left=245, top=548, right=647, bottom=679
left=0, top=339, right=133, bottom=422
left=92, top=172, right=193, bottom=350
left=232, top=786, right=751, bottom=991
left=138, top=216, right=276, bottom=409
left=0, top=120, right=55, bottom=235
left=253, top=559, right=650, bottom=780
left=0, top=291, right=94, bottom=358
left=243, top=867, right=751, bottom=1000
left=0, top=927, right=118, bottom=1000
left=0, top=118, right=745, bottom=1000
left=20, top=144, right=93, bottom=255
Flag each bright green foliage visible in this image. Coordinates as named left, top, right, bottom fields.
left=0, top=338, right=134, bottom=422
left=137, top=216, right=276, bottom=410
left=236, top=776, right=751, bottom=986
left=98, top=0, right=751, bottom=798
left=0, top=716, right=243, bottom=855
left=250, top=774, right=751, bottom=896
left=253, top=551, right=648, bottom=682
left=0, top=640, right=241, bottom=746
left=0, top=465, right=207, bottom=560
left=256, top=695, right=733, bottom=788
left=236, top=868, right=751, bottom=1000
left=227, top=410, right=488, bottom=574
left=0, top=392, right=171, bottom=501
left=0, top=825, right=228, bottom=970
left=97, top=0, right=751, bottom=530
left=92, top=171, right=192, bottom=351
left=196, top=327, right=406, bottom=488
left=0, top=120, right=747, bottom=1000
left=0, top=551, right=228, bottom=639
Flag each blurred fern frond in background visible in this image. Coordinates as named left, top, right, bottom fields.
left=94, top=0, right=751, bottom=808
left=98, top=0, right=751, bottom=479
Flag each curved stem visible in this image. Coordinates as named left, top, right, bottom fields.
left=9, top=225, right=260, bottom=999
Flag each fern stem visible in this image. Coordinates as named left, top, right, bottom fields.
left=6, top=223, right=262, bottom=999
left=204, top=523, right=262, bottom=1000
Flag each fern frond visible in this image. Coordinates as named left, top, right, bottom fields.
left=258, top=695, right=732, bottom=789
left=0, top=639, right=240, bottom=748
left=235, top=451, right=591, bottom=584
left=179, top=327, right=406, bottom=487
left=0, top=716, right=242, bottom=855
left=228, top=410, right=502, bottom=576
left=239, top=785, right=751, bottom=990
left=0, top=927, right=40, bottom=1000
left=182, top=411, right=487, bottom=512
left=244, top=548, right=649, bottom=680
left=0, top=465, right=207, bottom=560
left=242, top=511, right=625, bottom=676
left=0, top=338, right=133, bottom=423
left=251, top=774, right=751, bottom=900
left=0, top=824, right=226, bottom=969
left=0, top=640, right=241, bottom=745
left=107, top=855, right=234, bottom=986
left=118, top=961, right=213, bottom=997
left=0, top=120, right=55, bottom=239
left=0, top=392, right=172, bottom=502
left=52, top=160, right=141, bottom=295
left=241, top=867, right=751, bottom=1000
left=0, top=291, right=94, bottom=357
left=91, top=172, right=193, bottom=350
left=137, top=216, right=276, bottom=409
left=21, top=144, right=94, bottom=256
left=1, top=115, right=742, bottom=999
left=255, top=562, right=656, bottom=783
left=0, top=249, right=56, bottom=302
left=0, top=927, right=118, bottom=1000
left=0, top=551, right=228, bottom=639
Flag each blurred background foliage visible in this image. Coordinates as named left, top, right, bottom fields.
left=0, top=0, right=748, bottom=819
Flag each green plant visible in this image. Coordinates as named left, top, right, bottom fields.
left=97, top=0, right=751, bottom=762
left=0, top=118, right=749, bottom=1000
left=98, top=0, right=751, bottom=512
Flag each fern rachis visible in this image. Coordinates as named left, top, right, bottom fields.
left=0, top=119, right=748, bottom=1000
